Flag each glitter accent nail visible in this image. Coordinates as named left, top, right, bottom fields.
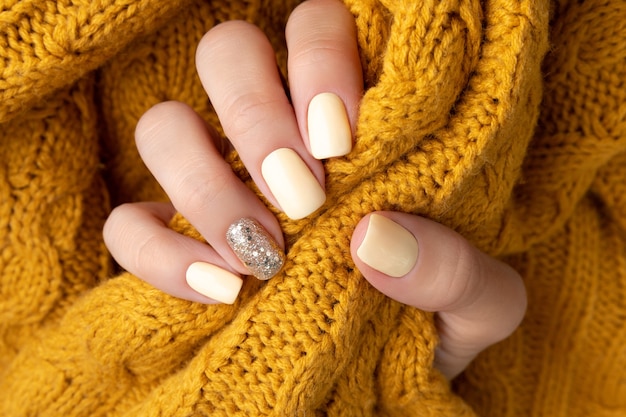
left=226, top=218, right=285, bottom=280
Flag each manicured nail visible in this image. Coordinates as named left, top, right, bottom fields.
left=261, top=148, right=326, bottom=219
left=308, top=92, right=352, bottom=159
left=186, top=262, right=243, bottom=304
left=226, top=218, right=285, bottom=280
left=356, top=214, right=419, bottom=277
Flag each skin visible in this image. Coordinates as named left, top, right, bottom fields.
left=103, top=0, right=527, bottom=380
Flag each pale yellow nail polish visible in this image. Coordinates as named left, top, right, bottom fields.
left=186, top=262, right=243, bottom=304
left=356, top=214, right=419, bottom=277
left=308, top=92, right=352, bottom=159
left=261, top=148, right=326, bottom=220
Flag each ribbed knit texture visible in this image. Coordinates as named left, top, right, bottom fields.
left=0, top=0, right=624, bottom=415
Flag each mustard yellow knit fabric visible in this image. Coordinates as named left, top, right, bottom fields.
left=0, top=0, right=625, bottom=415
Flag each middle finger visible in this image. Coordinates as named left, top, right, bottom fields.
left=195, top=21, right=326, bottom=220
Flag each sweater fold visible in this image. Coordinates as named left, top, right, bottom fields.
left=1, top=0, right=624, bottom=415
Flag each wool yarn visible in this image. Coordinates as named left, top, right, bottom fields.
left=0, top=0, right=624, bottom=415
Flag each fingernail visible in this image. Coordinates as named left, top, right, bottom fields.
left=226, top=218, right=285, bottom=280
left=308, top=92, right=352, bottom=159
left=186, top=262, right=243, bottom=304
left=356, top=214, right=419, bottom=277
left=261, top=148, right=326, bottom=219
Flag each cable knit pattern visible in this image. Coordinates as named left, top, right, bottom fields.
left=0, top=0, right=624, bottom=416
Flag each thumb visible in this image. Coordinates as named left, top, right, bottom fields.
left=350, top=212, right=527, bottom=379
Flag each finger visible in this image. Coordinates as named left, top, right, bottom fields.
left=286, top=0, right=363, bottom=159
left=135, top=101, right=285, bottom=280
left=103, top=202, right=243, bottom=304
left=196, top=21, right=326, bottom=220
left=350, top=212, right=527, bottom=379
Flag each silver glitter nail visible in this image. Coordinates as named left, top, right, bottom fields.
left=226, top=218, right=285, bottom=280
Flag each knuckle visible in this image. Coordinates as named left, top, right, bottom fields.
left=197, top=21, right=261, bottom=64
left=132, top=232, right=167, bottom=274
left=442, top=247, right=527, bottom=347
left=174, top=161, right=231, bottom=216
left=286, top=0, right=356, bottom=64
left=103, top=203, right=156, bottom=272
left=287, top=0, right=353, bottom=33
left=438, top=235, right=483, bottom=311
left=221, top=92, right=284, bottom=139
left=289, top=39, right=348, bottom=68
left=103, top=203, right=136, bottom=248
left=104, top=203, right=168, bottom=273
left=135, top=101, right=188, bottom=151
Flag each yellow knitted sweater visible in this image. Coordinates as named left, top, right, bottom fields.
left=1, top=0, right=625, bottom=415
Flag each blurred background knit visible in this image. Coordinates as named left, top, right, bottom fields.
left=0, top=0, right=624, bottom=416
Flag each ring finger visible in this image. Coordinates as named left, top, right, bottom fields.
left=135, top=100, right=285, bottom=279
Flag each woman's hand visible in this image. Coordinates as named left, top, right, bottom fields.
left=351, top=212, right=526, bottom=379
left=105, top=0, right=363, bottom=300
left=103, top=0, right=526, bottom=380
